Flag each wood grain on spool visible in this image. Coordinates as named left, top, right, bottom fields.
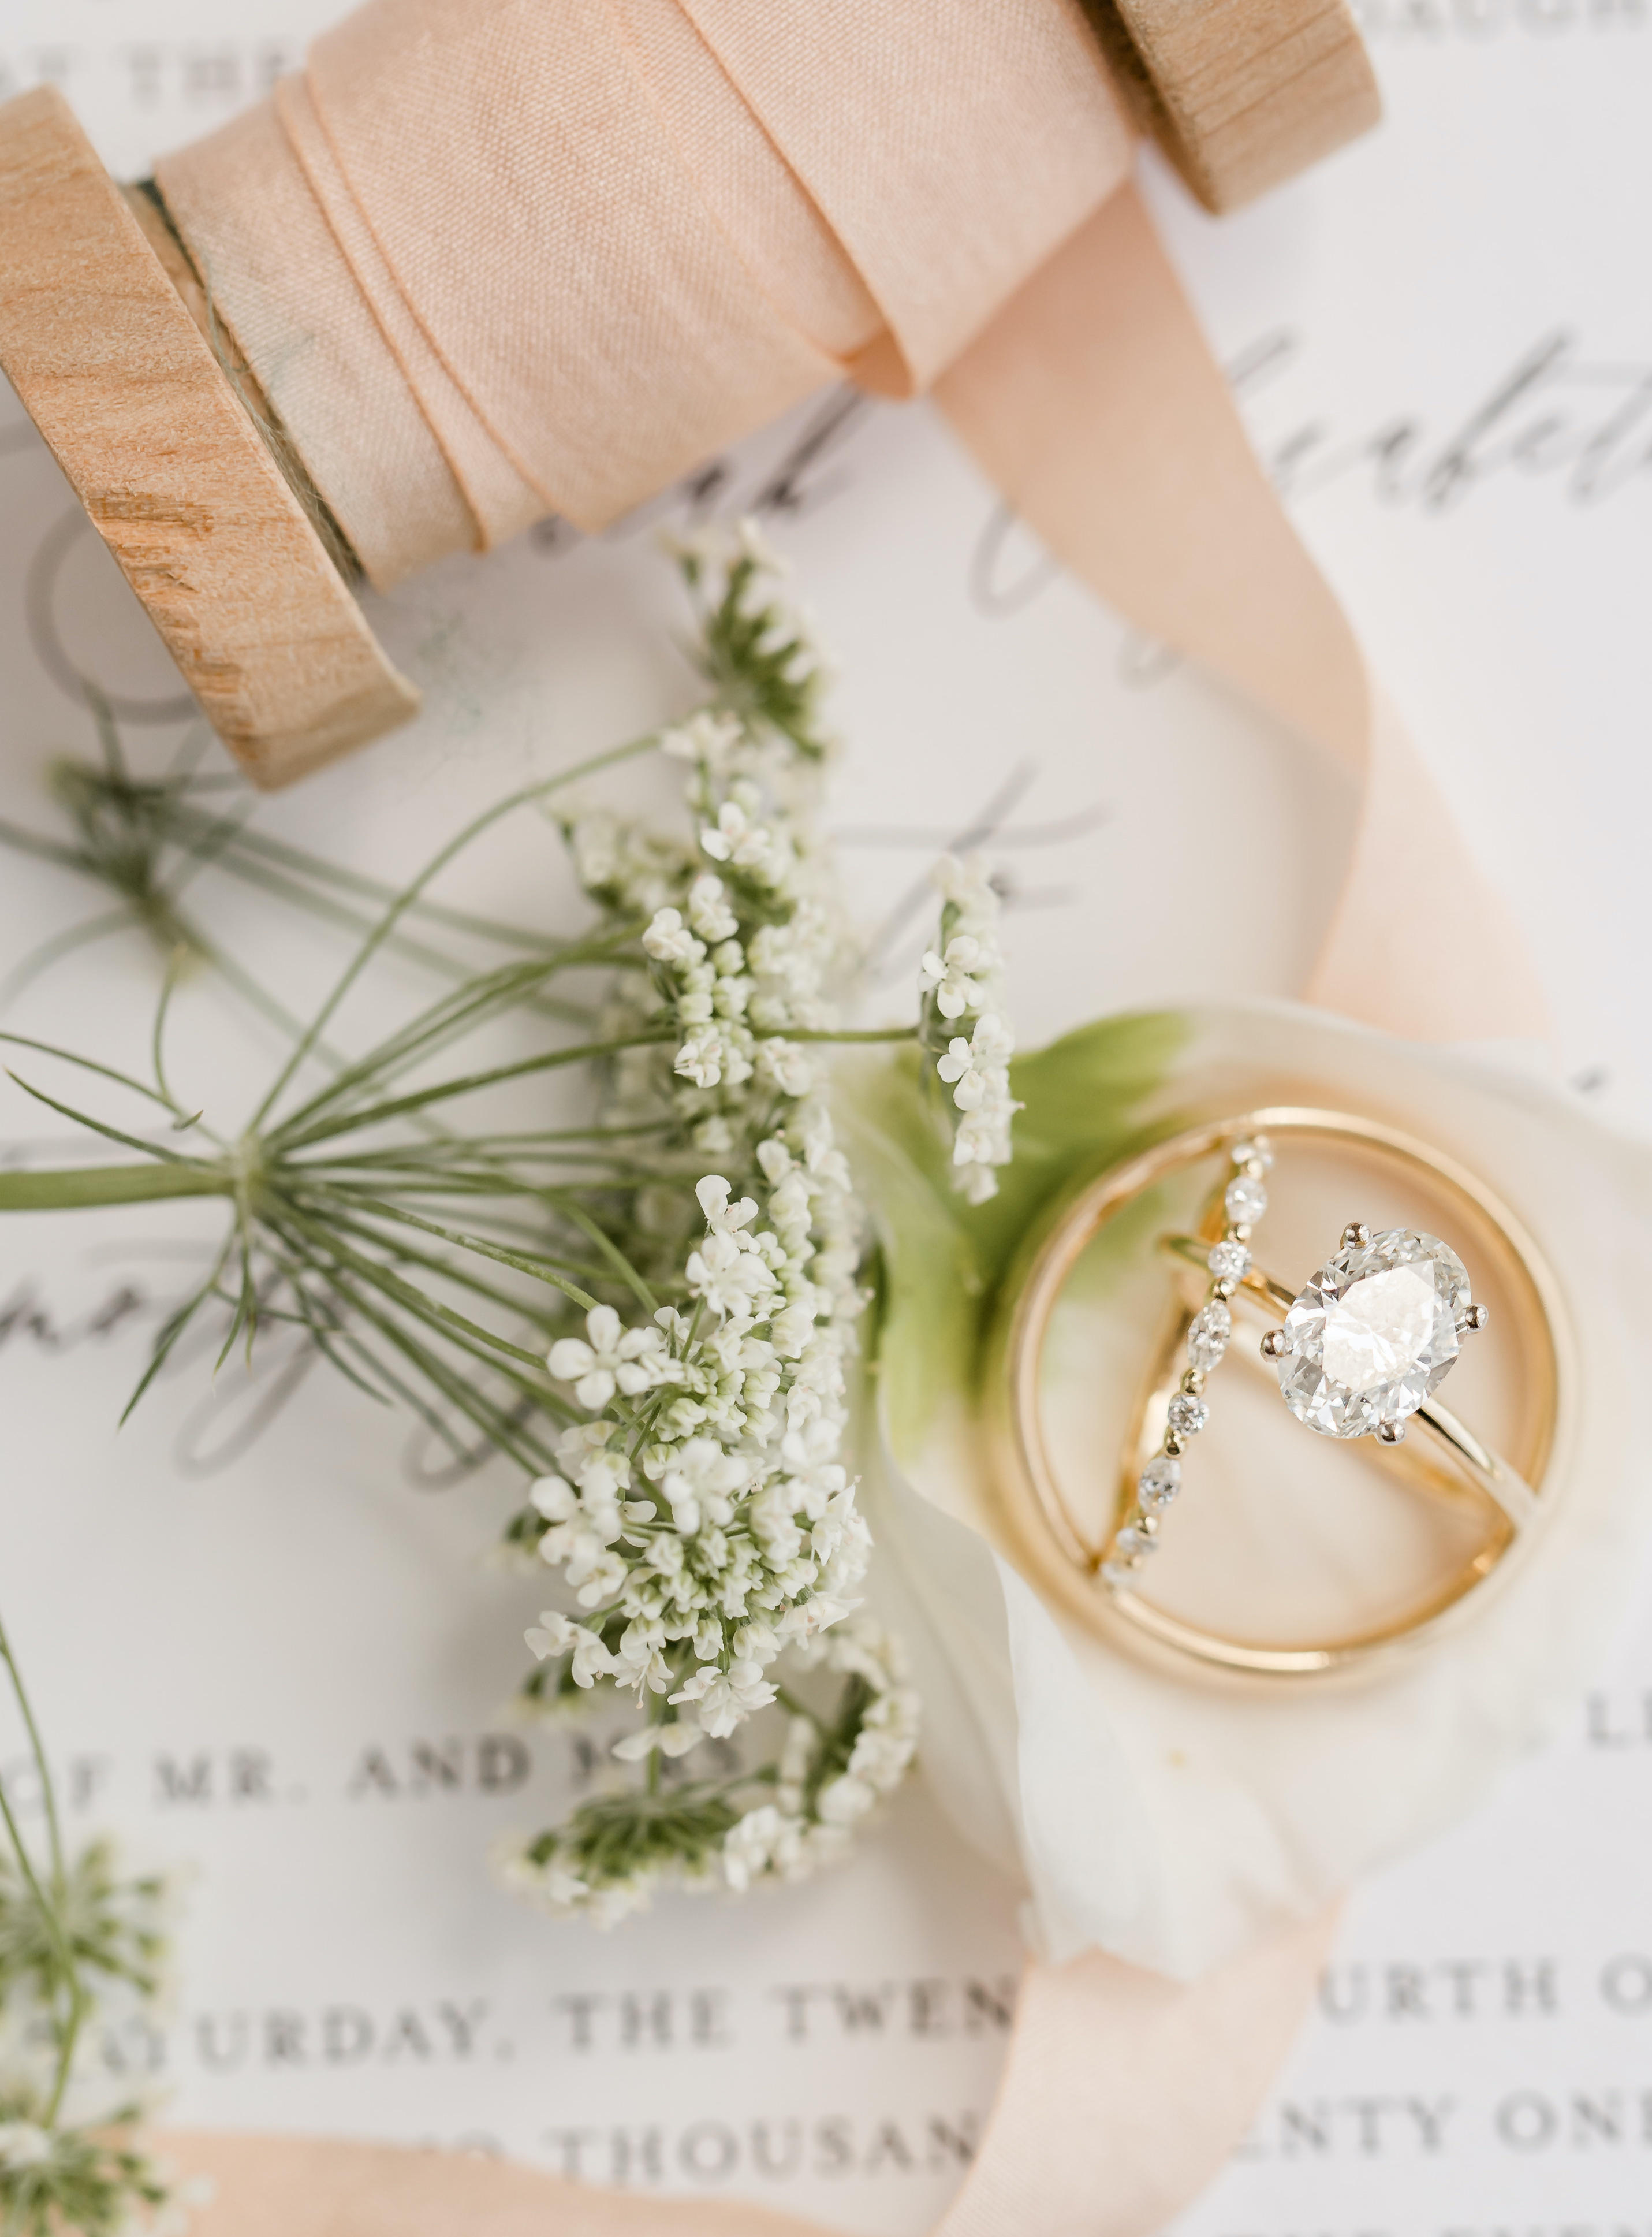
left=1095, top=0, right=1379, bottom=212
left=0, top=85, right=418, bottom=789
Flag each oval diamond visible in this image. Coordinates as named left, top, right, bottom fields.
left=1275, top=1229, right=1470, bottom=1439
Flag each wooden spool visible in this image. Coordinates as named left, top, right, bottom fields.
left=0, top=6, right=1376, bottom=790
left=0, top=87, right=417, bottom=790
left=1099, top=0, right=1380, bottom=213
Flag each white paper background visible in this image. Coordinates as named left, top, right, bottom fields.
left=2, top=5, right=1652, bottom=2229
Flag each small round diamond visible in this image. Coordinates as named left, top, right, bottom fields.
left=1276, top=1227, right=1471, bottom=1439
left=1138, top=1454, right=1181, bottom=1510
left=1225, top=1173, right=1268, bottom=1226
left=1230, top=1135, right=1274, bottom=1171
left=1208, top=1238, right=1250, bottom=1282
left=1166, top=1391, right=1208, bottom=1438
left=1115, top=1525, right=1155, bottom=1561
left=1186, top=1301, right=1232, bottom=1374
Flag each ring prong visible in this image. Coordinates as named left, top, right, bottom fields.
left=1375, top=1418, right=1405, bottom=1446
left=1260, top=1329, right=1289, bottom=1361
left=1341, top=1222, right=1372, bottom=1249
left=1462, top=1302, right=1490, bottom=1334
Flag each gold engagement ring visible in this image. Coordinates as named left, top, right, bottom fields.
left=991, top=1109, right=1569, bottom=1681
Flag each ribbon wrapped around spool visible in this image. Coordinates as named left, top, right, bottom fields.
left=0, top=0, right=1375, bottom=783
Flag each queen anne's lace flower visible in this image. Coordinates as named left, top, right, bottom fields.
left=497, top=526, right=1006, bottom=1925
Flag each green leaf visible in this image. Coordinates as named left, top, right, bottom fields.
left=843, top=1010, right=1187, bottom=1462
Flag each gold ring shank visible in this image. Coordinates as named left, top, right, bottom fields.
left=987, top=1107, right=1569, bottom=1683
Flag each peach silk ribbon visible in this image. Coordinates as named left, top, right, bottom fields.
left=145, top=0, right=1543, bottom=2227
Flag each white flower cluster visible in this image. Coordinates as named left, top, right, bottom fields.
left=527, top=1118, right=870, bottom=1753
left=497, top=524, right=927, bottom=1923
left=0, top=1836, right=199, bottom=2234
left=720, top=1618, right=919, bottom=1892
left=921, top=854, right=1019, bottom=1203
left=496, top=1616, right=918, bottom=1925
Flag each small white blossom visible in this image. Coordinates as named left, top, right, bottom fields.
left=547, top=1305, right=668, bottom=1410
left=685, top=1229, right=778, bottom=1319
left=685, top=873, right=739, bottom=944
left=568, top=1542, right=627, bottom=1608
left=736, top=515, right=791, bottom=574
left=529, top=1474, right=577, bottom=1522
left=655, top=1436, right=749, bottom=1533
left=757, top=1038, right=818, bottom=1097
left=920, top=934, right=989, bottom=1020
left=524, top=1609, right=579, bottom=1659
left=722, top=1803, right=785, bottom=1891
left=933, top=851, right=998, bottom=914
left=815, top=1773, right=877, bottom=1826
left=643, top=906, right=703, bottom=965
left=525, top=1611, right=617, bottom=1688
left=611, top=1720, right=704, bottom=1762
left=695, top=1175, right=758, bottom=1234
left=969, top=1010, right=1015, bottom=1065
left=0, top=2123, right=52, bottom=2171
left=935, top=1036, right=986, bottom=1110
left=660, top=709, right=743, bottom=768
left=674, top=1026, right=729, bottom=1089
left=671, top=1659, right=778, bottom=1737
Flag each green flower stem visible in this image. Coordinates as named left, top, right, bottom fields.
left=0, top=1611, right=87, bottom=2126
left=249, top=728, right=666, bottom=1131
left=172, top=812, right=573, bottom=955
left=318, top=1192, right=602, bottom=1311
left=269, top=926, right=644, bottom=1142
left=271, top=1029, right=677, bottom=1152
left=0, top=1163, right=229, bottom=1210
left=759, top=1027, right=918, bottom=1043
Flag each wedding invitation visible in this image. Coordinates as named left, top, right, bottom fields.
left=2, top=6, right=1651, bottom=2230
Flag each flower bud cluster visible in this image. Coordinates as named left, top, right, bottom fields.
left=921, top=854, right=1020, bottom=1203
left=0, top=1836, right=197, bottom=2232
left=719, top=1618, right=920, bottom=1893
left=496, top=1616, right=918, bottom=1922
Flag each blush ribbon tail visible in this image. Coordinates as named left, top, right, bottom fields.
left=935, top=181, right=1546, bottom=1045
left=157, top=1908, right=1336, bottom=2237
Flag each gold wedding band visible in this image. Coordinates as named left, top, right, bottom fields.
left=988, top=1108, right=1570, bottom=1683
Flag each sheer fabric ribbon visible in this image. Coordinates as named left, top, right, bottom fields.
left=147, top=0, right=1544, bottom=2225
